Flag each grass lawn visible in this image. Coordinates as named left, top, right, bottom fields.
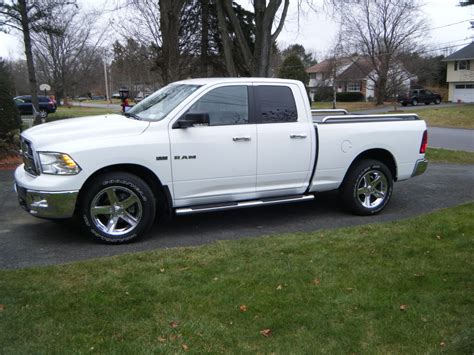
left=1, top=203, right=473, bottom=353
left=47, top=106, right=120, bottom=122
left=411, top=105, right=474, bottom=129
left=312, top=101, right=379, bottom=111
left=426, top=148, right=474, bottom=165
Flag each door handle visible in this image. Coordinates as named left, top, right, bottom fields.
left=290, top=133, right=307, bottom=139
left=233, top=136, right=251, bottom=142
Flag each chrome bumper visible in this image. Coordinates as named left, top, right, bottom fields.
left=15, top=183, right=79, bottom=219
left=411, top=158, right=428, bottom=177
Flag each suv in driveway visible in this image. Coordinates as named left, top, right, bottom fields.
left=14, top=95, right=57, bottom=121
left=398, top=89, right=442, bottom=106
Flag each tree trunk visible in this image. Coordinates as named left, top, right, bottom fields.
left=159, top=0, right=185, bottom=84
left=375, top=76, right=387, bottom=105
left=216, top=0, right=236, bottom=76
left=18, top=0, right=40, bottom=124
left=200, top=0, right=209, bottom=77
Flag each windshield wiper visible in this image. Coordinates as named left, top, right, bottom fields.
left=123, top=112, right=142, bottom=120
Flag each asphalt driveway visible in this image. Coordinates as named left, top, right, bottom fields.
left=1, top=163, right=473, bottom=269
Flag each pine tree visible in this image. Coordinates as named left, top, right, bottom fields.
left=278, top=54, right=308, bottom=85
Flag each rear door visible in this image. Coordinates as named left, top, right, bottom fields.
left=253, top=84, right=314, bottom=195
left=169, top=84, right=257, bottom=206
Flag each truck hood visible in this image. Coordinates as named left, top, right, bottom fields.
left=22, top=114, right=150, bottom=150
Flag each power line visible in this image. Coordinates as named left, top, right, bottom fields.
left=429, top=20, right=471, bottom=31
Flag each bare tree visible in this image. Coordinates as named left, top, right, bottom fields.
left=0, top=0, right=76, bottom=124
left=32, top=5, right=104, bottom=105
left=338, top=0, right=427, bottom=104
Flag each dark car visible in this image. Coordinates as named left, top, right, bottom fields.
left=14, top=95, right=57, bottom=121
left=398, top=89, right=442, bottom=106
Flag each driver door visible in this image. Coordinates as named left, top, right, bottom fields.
left=169, top=84, right=257, bottom=206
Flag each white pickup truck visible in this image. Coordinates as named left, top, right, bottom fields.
left=15, top=78, right=428, bottom=243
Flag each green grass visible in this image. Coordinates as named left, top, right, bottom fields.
left=415, top=105, right=474, bottom=129
left=426, top=148, right=474, bottom=165
left=312, top=101, right=378, bottom=111
left=47, top=106, right=120, bottom=122
left=1, top=203, right=473, bottom=353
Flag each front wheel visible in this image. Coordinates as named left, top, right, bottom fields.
left=434, top=98, right=441, bottom=105
left=80, top=172, right=156, bottom=243
left=412, top=99, right=418, bottom=106
left=39, top=110, right=48, bottom=123
left=340, top=159, right=393, bottom=215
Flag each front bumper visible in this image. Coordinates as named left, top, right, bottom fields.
left=15, top=183, right=79, bottom=219
left=411, top=158, right=428, bottom=177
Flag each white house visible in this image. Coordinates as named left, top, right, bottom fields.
left=442, top=42, right=474, bottom=103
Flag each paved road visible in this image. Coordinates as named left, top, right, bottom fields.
left=1, top=163, right=473, bottom=269
left=428, top=127, right=474, bottom=152
left=356, top=102, right=457, bottom=114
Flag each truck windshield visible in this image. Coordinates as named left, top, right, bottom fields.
left=127, top=84, right=201, bottom=121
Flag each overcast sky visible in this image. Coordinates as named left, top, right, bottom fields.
left=1, top=0, right=473, bottom=61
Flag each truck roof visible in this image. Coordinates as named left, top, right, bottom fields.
left=174, top=77, right=304, bottom=86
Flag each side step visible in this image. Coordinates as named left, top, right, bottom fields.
left=175, top=194, right=314, bottom=215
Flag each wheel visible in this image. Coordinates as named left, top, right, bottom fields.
left=412, top=99, right=418, bottom=106
left=340, top=159, right=393, bottom=216
left=435, top=98, right=441, bottom=105
left=39, top=110, right=48, bottom=123
left=425, top=101, right=430, bottom=105
left=80, top=172, right=156, bottom=243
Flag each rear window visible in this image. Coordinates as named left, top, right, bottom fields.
left=254, top=86, right=298, bottom=123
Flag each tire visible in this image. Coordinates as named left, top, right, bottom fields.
left=80, top=172, right=156, bottom=243
left=425, top=101, right=430, bottom=105
left=39, top=110, right=48, bottom=123
left=340, top=159, right=393, bottom=216
left=412, top=99, right=418, bottom=106
left=435, top=98, right=441, bottom=105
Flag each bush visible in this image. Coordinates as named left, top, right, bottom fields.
left=313, top=87, right=333, bottom=101
left=0, top=60, right=21, bottom=154
left=336, top=92, right=365, bottom=102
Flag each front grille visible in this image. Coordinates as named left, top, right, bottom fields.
left=20, top=137, right=38, bottom=176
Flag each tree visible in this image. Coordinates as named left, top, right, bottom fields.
left=32, top=4, right=103, bottom=106
left=459, top=0, right=474, bottom=5
left=278, top=54, right=308, bottom=85
left=281, top=44, right=317, bottom=68
left=0, top=0, right=75, bottom=124
left=338, top=0, right=427, bottom=104
left=219, top=0, right=289, bottom=77
left=0, top=59, right=21, bottom=151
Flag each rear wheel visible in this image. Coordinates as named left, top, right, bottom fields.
left=39, top=110, right=48, bottom=123
left=80, top=172, right=156, bottom=243
left=340, top=159, right=393, bottom=215
left=435, top=98, right=441, bottom=105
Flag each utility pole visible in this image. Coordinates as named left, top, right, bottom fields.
left=103, top=60, right=109, bottom=102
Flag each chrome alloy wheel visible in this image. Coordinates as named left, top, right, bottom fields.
left=90, top=186, right=143, bottom=236
left=356, top=170, right=388, bottom=208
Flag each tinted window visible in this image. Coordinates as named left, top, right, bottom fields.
left=187, top=85, right=248, bottom=126
left=255, top=86, right=297, bottom=123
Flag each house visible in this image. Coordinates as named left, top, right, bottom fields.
left=442, top=42, right=474, bottom=103
left=306, top=56, right=413, bottom=101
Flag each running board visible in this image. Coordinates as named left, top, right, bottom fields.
left=175, top=194, right=314, bottom=215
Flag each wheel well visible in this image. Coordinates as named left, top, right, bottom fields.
left=345, top=149, right=397, bottom=182
left=77, top=164, right=172, bottom=215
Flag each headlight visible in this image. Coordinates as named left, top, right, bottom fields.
left=38, top=152, right=81, bottom=175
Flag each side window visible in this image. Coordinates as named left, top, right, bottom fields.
left=187, top=85, right=248, bottom=126
left=425, top=90, right=432, bottom=95
left=419, top=90, right=426, bottom=95
left=23, top=97, right=31, bottom=103
left=254, top=85, right=298, bottom=123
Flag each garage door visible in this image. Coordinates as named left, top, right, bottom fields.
left=454, top=83, right=474, bottom=103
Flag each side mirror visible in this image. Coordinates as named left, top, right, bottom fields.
left=173, top=113, right=210, bottom=129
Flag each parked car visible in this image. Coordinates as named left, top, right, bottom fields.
left=398, top=89, right=442, bottom=106
left=15, top=78, right=428, bottom=243
left=14, top=95, right=57, bottom=121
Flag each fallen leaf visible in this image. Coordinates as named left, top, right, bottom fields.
left=182, top=344, right=189, bottom=351
left=89, top=347, right=94, bottom=351
left=158, top=337, right=166, bottom=343
left=169, top=321, right=178, bottom=328
left=160, top=268, right=165, bottom=273
left=276, top=284, right=283, bottom=290
left=239, top=305, right=248, bottom=312
left=436, top=235, right=441, bottom=240
left=0, top=304, right=4, bottom=311
left=440, top=341, right=446, bottom=347
left=213, top=277, right=219, bottom=281
left=312, top=278, right=321, bottom=285
left=346, top=287, right=353, bottom=291
left=399, top=304, right=408, bottom=311
left=260, top=328, right=272, bottom=337
left=125, top=291, right=129, bottom=295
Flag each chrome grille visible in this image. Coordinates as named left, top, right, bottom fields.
left=21, top=138, right=38, bottom=176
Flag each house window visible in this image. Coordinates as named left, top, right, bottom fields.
left=458, top=60, right=470, bottom=70
left=455, top=84, right=466, bottom=89
left=347, top=81, right=360, bottom=92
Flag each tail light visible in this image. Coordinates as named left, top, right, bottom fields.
left=420, top=130, right=428, bottom=154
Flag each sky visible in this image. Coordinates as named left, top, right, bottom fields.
left=0, top=0, right=473, bottom=61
